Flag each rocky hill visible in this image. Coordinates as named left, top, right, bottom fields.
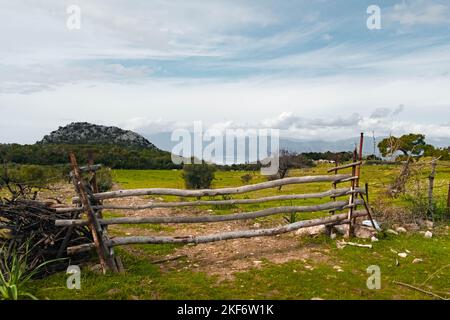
left=38, top=122, right=158, bottom=149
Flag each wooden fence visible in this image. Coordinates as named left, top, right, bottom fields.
left=55, top=134, right=376, bottom=273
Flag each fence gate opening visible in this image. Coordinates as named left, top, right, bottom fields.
left=56, top=134, right=376, bottom=273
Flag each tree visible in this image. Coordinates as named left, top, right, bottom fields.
left=378, top=134, right=426, bottom=160
left=182, top=161, right=216, bottom=189
left=268, top=150, right=314, bottom=190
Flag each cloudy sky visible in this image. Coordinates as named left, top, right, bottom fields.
left=1, top=0, right=450, bottom=143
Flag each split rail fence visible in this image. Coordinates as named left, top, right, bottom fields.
left=55, top=133, right=376, bottom=273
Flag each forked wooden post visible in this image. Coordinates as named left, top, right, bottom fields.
left=69, top=152, right=119, bottom=273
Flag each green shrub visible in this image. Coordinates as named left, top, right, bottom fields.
left=182, top=162, right=216, bottom=189
left=240, top=174, right=253, bottom=184
left=95, top=167, right=113, bottom=192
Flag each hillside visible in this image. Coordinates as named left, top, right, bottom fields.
left=0, top=122, right=179, bottom=169
left=38, top=122, right=157, bottom=149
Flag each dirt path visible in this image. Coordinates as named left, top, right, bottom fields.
left=39, top=183, right=334, bottom=280
left=103, top=195, right=332, bottom=280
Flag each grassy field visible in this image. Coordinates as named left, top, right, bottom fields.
left=28, top=161, right=450, bottom=300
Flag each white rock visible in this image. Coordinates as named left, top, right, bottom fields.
left=398, top=252, right=407, bottom=258
left=330, top=233, right=337, bottom=240
left=396, top=227, right=407, bottom=233
left=424, top=220, right=434, bottom=229
left=371, top=236, right=379, bottom=242
left=424, top=231, right=433, bottom=238
left=333, top=265, right=344, bottom=272
left=387, top=229, right=399, bottom=235
left=295, top=225, right=325, bottom=236
left=412, top=258, right=423, bottom=264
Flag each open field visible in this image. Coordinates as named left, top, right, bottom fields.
left=28, top=162, right=450, bottom=299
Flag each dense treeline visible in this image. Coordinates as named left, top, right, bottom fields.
left=0, top=144, right=181, bottom=169
left=0, top=143, right=360, bottom=170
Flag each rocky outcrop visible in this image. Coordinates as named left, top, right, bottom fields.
left=38, top=122, right=157, bottom=149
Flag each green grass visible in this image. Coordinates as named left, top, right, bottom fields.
left=27, top=162, right=450, bottom=300
left=28, top=231, right=450, bottom=300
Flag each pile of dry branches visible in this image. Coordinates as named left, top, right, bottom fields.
left=0, top=198, right=93, bottom=277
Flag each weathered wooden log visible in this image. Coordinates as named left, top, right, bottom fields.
left=333, top=176, right=359, bottom=184
left=58, top=187, right=366, bottom=213
left=72, top=174, right=353, bottom=203
left=66, top=210, right=369, bottom=253
left=69, top=164, right=102, bottom=178
left=109, top=210, right=369, bottom=245
left=56, top=199, right=364, bottom=227
left=69, top=153, right=118, bottom=273
left=79, top=164, right=102, bottom=173
left=327, top=161, right=363, bottom=173
left=67, top=243, right=96, bottom=255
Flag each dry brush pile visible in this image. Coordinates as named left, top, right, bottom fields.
left=0, top=197, right=93, bottom=277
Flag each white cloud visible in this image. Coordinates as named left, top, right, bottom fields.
left=386, top=0, right=450, bottom=26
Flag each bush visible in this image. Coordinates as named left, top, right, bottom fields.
left=182, top=162, right=216, bottom=189
left=240, top=174, right=253, bottom=184
left=95, top=168, right=113, bottom=192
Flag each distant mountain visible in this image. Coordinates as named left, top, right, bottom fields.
left=145, top=132, right=380, bottom=155
left=38, top=122, right=158, bottom=149
left=144, top=131, right=449, bottom=159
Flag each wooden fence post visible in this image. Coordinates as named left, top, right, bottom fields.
left=428, top=158, right=437, bottom=220
left=69, top=152, right=118, bottom=273
left=346, top=148, right=358, bottom=238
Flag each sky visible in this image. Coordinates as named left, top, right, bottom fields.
left=1, top=0, right=450, bottom=144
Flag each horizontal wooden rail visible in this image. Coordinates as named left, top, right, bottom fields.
left=66, top=210, right=369, bottom=253
left=69, top=164, right=102, bottom=177
left=333, top=176, right=359, bottom=184
left=56, top=199, right=364, bottom=227
left=72, top=174, right=353, bottom=203
left=327, top=161, right=362, bottom=173
left=58, top=187, right=365, bottom=213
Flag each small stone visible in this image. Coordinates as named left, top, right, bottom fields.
left=89, top=264, right=102, bottom=274
left=330, top=233, right=337, bottom=240
left=253, top=223, right=261, bottom=228
left=398, top=252, right=407, bottom=258
left=396, top=227, right=407, bottom=233
left=412, top=258, right=423, bottom=264
left=424, top=220, right=434, bottom=229
left=387, top=229, right=399, bottom=235
left=311, top=297, right=324, bottom=300
left=333, top=265, right=344, bottom=272
left=355, top=226, right=374, bottom=239
left=424, top=231, right=433, bottom=238
left=253, top=260, right=262, bottom=265
left=295, top=225, right=325, bottom=236
left=107, top=288, right=121, bottom=296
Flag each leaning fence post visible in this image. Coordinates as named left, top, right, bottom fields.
left=428, top=158, right=437, bottom=220
left=69, top=152, right=118, bottom=273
